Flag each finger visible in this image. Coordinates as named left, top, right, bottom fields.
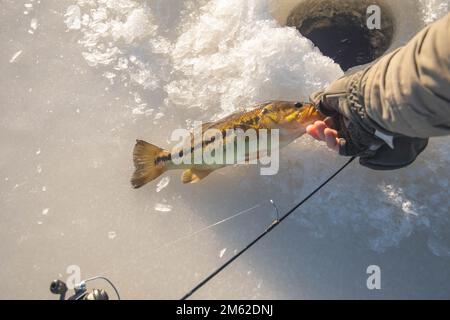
left=306, top=124, right=321, bottom=141
left=324, top=129, right=339, bottom=152
left=313, top=121, right=327, bottom=141
left=337, top=138, right=348, bottom=156
left=324, top=128, right=340, bottom=152
left=324, top=127, right=339, bottom=139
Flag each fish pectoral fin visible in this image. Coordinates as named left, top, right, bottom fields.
left=181, top=169, right=214, bottom=184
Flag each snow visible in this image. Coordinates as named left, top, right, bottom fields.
left=0, top=0, right=449, bottom=299
left=110, top=8, right=155, bottom=44
left=64, top=5, right=82, bottom=30
left=166, top=0, right=342, bottom=119
left=421, top=0, right=450, bottom=23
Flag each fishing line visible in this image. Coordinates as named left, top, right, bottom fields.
left=96, top=204, right=262, bottom=276
left=78, top=276, right=121, bottom=300
left=181, top=156, right=356, bottom=300
left=155, top=204, right=262, bottom=250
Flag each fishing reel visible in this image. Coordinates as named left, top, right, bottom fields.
left=50, top=276, right=120, bottom=300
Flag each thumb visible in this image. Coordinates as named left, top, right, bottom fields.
left=337, top=138, right=352, bottom=156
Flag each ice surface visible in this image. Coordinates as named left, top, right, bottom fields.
left=0, top=0, right=449, bottom=299
left=9, top=50, right=23, bottom=63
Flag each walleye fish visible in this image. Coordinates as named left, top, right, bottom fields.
left=131, top=101, right=325, bottom=188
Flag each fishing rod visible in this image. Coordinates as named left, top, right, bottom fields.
left=181, top=156, right=356, bottom=300
left=47, top=157, right=354, bottom=300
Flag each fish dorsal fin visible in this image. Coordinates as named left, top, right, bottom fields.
left=181, top=169, right=214, bottom=184
left=201, top=122, right=214, bottom=131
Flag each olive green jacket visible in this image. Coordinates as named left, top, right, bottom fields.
left=319, top=13, right=450, bottom=139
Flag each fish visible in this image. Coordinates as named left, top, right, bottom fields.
left=131, top=101, right=325, bottom=188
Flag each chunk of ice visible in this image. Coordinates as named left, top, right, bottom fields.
left=9, top=50, right=23, bottom=63
left=30, top=18, right=38, bottom=30
left=65, top=5, right=81, bottom=30
left=154, top=203, right=173, bottom=212
left=156, top=177, right=170, bottom=193
left=219, top=248, right=227, bottom=259
left=111, top=8, right=154, bottom=44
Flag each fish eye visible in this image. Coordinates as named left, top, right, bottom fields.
left=294, top=102, right=303, bottom=109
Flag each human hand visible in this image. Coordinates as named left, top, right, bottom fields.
left=306, top=118, right=340, bottom=152
left=309, top=68, right=429, bottom=169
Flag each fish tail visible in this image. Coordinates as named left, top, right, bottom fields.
left=131, top=140, right=169, bottom=189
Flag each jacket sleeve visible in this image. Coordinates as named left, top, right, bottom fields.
left=362, top=12, right=450, bottom=138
